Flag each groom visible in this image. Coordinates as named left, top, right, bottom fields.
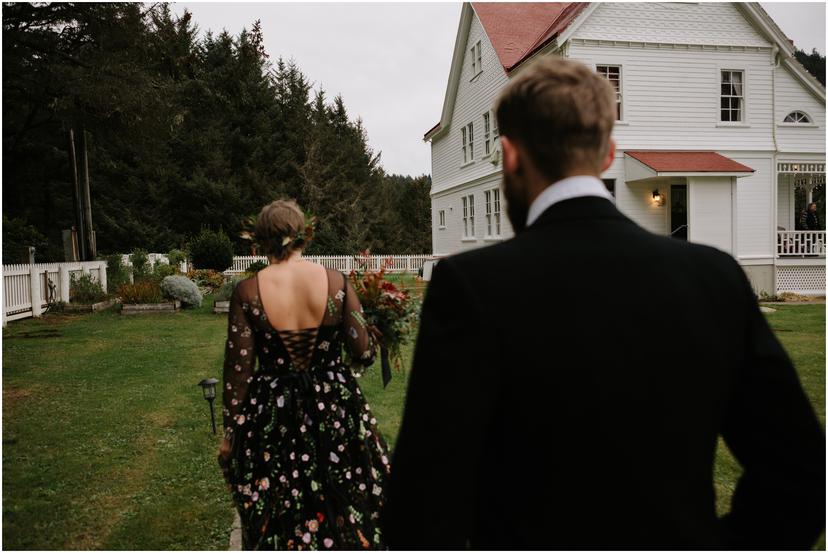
left=382, top=57, right=825, bottom=549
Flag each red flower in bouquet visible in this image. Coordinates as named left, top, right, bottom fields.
left=348, top=251, right=420, bottom=387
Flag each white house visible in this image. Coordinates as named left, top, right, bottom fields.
left=426, top=2, right=826, bottom=296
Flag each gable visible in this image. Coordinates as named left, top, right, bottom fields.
left=571, top=2, right=771, bottom=47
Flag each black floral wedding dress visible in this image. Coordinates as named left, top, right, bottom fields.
left=221, top=269, right=390, bottom=550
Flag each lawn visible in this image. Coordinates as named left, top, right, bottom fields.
left=2, top=301, right=823, bottom=549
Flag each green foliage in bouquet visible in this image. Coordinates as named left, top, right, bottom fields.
left=348, top=252, right=420, bottom=386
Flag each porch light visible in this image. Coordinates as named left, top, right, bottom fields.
left=652, top=190, right=665, bottom=206
left=198, top=377, right=219, bottom=434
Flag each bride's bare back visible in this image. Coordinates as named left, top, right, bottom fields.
left=255, top=258, right=328, bottom=330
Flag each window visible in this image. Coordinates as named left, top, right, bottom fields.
left=784, top=111, right=812, bottom=124
left=597, top=65, right=622, bottom=120
left=483, top=113, right=491, bottom=156
left=602, top=179, right=616, bottom=200
left=720, top=70, right=744, bottom=122
left=438, top=210, right=446, bottom=229
left=461, top=122, right=474, bottom=164
left=462, top=194, right=475, bottom=238
left=464, top=122, right=474, bottom=162
left=470, top=41, right=482, bottom=76
left=485, top=188, right=502, bottom=237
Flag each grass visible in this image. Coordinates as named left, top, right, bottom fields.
left=2, top=301, right=823, bottom=549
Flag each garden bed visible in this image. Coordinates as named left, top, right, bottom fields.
left=121, top=300, right=181, bottom=315
left=63, top=299, right=117, bottom=313
left=213, top=300, right=230, bottom=314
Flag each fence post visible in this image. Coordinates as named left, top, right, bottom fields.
left=30, top=266, right=43, bottom=317
left=98, top=260, right=108, bottom=293
left=59, top=264, right=71, bottom=303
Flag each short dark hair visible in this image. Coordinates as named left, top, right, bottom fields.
left=495, top=56, right=616, bottom=183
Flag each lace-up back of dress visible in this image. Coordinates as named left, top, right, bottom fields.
left=276, top=328, right=318, bottom=371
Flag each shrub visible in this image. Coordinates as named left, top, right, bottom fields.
left=117, top=280, right=164, bottom=304
left=101, top=254, right=131, bottom=290
left=214, top=277, right=243, bottom=302
left=167, top=248, right=188, bottom=269
left=160, top=275, right=202, bottom=308
left=188, top=228, right=234, bottom=272
left=246, top=260, right=268, bottom=273
left=130, top=248, right=151, bottom=281
left=70, top=273, right=108, bottom=304
left=187, top=269, right=225, bottom=292
left=153, top=262, right=178, bottom=280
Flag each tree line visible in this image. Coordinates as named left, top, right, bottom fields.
left=3, top=3, right=432, bottom=264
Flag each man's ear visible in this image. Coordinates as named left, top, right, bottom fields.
left=601, top=138, right=616, bottom=173
left=501, top=136, right=521, bottom=175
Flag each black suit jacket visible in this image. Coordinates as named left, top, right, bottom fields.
left=383, top=197, right=825, bottom=550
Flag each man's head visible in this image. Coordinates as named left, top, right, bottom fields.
left=495, top=56, right=617, bottom=232
left=808, top=202, right=818, bottom=213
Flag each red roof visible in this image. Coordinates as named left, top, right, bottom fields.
left=626, top=151, right=754, bottom=173
left=472, top=3, right=587, bottom=72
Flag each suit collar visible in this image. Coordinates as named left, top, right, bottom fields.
left=528, top=196, right=630, bottom=228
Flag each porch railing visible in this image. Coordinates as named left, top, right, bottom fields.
left=777, top=231, right=827, bottom=257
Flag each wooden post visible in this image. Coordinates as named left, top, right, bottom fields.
left=59, top=265, right=71, bottom=303
left=68, top=129, right=87, bottom=262
left=80, top=129, right=96, bottom=259
left=30, top=266, right=42, bottom=318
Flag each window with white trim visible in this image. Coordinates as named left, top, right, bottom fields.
left=462, top=122, right=474, bottom=162
left=438, top=210, right=446, bottom=229
left=483, top=112, right=491, bottom=156
left=720, top=70, right=744, bottom=122
left=485, top=188, right=502, bottom=237
left=462, top=194, right=475, bottom=238
left=784, top=111, right=812, bottom=124
left=596, top=65, right=622, bottom=120
left=470, top=41, right=482, bottom=76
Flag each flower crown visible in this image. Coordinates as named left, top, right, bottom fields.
left=240, top=213, right=317, bottom=254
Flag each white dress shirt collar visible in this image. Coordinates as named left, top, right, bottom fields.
left=526, top=175, right=614, bottom=228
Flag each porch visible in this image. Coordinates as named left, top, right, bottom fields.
left=776, top=162, right=826, bottom=295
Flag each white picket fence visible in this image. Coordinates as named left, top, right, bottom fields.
left=120, top=253, right=189, bottom=273
left=225, top=255, right=436, bottom=275
left=3, top=261, right=107, bottom=324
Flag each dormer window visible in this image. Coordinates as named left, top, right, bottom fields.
left=783, top=111, right=812, bottom=124
left=470, top=41, right=482, bottom=77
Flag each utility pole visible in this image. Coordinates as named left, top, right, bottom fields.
left=80, top=127, right=96, bottom=259
left=68, top=128, right=86, bottom=261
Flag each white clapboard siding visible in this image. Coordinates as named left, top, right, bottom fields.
left=430, top=10, right=508, bottom=196
left=775, top=65, right=827, bottom=153
left=567, top=43, right=775, bottom=152
left=3, top=261, right=108, bottom=323
left=571, top=2, right=771, bottom=48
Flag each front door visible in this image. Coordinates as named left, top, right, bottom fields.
left=670, top=185, right=688, bottom=240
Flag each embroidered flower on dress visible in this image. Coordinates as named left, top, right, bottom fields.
left=308, top=520, right=319, bottom=533
left=324, top=538, right=334, bottom=548
left=330, top=452, right=340, bottom=463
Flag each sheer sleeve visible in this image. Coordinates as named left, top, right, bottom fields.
left=222, top=282, right=257, bottom=441
left=341, top=273, right=376, bottom=367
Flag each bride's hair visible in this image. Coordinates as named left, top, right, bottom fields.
left=256, top=199, right=306, bottom=262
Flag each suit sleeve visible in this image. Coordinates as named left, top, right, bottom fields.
left=382, top=258, right=501, bottom=549
left=719, top=266, right=825, bottom=549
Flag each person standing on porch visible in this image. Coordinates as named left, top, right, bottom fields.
left=382, top=56, right=825, bottom=549
left=805, top=202, right=821, bottom=230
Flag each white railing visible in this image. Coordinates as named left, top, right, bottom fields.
left=3, top=261, right=108, bottom=324
left=226, top=255, right=437, bottom=275
left=777, top=231, right=827, bottom=257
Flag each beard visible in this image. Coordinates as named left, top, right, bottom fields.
left=503, top=171, right=529, bottom=234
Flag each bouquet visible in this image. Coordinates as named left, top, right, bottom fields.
left=348, top=251, right=420, bottom=387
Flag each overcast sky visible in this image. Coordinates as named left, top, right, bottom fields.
left=174, top=2, right=825, bottom=177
